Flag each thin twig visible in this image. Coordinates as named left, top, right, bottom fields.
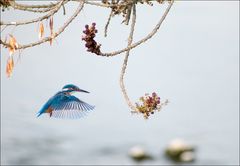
left=0, top=1, right=65, bottom=26
left=9, top=2, right=60, bottom=13
left=99, top=0, right=174, bottom=57
left=10, top=1, right=60, bottom=9
left=120, top=2, right=138, bottom=112
left=62, top=2, right=66, bottom=15
left=0, top=25, right=7, bottom=33
left=104, top=10, right=113, bottom=37
left=122, top=0, right=133, bottom=25
left=0, top=0, right=85, bottom=50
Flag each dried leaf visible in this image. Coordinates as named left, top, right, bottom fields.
left=38, top=22, right=44, bottom=39
left=49, top=16, right=54, bottom=45
left=8, top=35, right=18, bottom=55
left=6, top=57, right=14, bottom=77
left=9, top=35, right=18, bottom=49
left=49, top=16, right=54, bottom=35
left=9, top=47, right=15, bottom=56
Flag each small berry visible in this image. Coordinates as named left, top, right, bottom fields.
left=152, top=92, right=157, bottom=97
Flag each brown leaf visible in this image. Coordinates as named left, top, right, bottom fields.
left=6, top=57, right=14, bottom=78
left=8, top=47, right=15, bottom=56
left=8, top=35, right=18, bottom=55
left=38, top=22, right=44, bottom=39
left=49, top=16, right=54, bottom=45
left=49, top=16, right=53, bottom=34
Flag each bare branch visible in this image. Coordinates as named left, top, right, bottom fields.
left=104, top=10, right=113, bottom=37
left=122, top=1, right=132, bottom=25
left=8, top=1, right=62, bottom=13
left=119, top=2, right=138, bottom=112
left=0, top=0, right=85, bottom=50
left=1, top=1, right=65, bottom=26
left=9, top=1, right=60, bottom=9
left=99, top=0, right=174, bottom=57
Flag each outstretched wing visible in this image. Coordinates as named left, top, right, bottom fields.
left=37, top=92, right=62, bottom=117
left=50, top=94, right=95, bottom=119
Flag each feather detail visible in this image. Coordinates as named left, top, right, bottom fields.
left=37, top=91, right=94, bottom=119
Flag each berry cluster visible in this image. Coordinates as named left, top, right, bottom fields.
left=82, top=23, right=101, bottom=55
left=135, top=92, right=161, bottom=119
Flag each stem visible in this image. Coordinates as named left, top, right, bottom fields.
left=120, top=2, right=138, bottom=112
left=1, top=0, right=85, bottom=49
left=1, top=1, right=65, bottom=26
left=100, top=0, right=174, bottom=57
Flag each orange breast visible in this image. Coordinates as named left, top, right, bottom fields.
left=46, top=107, right=53, bottom=117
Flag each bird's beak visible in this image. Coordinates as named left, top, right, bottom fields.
left=78, top=89, right=89, bottom=93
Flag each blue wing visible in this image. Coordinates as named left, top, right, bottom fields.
left=37, top=92, right=61, bottom=117
left=50, top=94, right=95, bottom=119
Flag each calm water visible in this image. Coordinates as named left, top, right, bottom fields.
left=1, top=1, right=239, bottom=165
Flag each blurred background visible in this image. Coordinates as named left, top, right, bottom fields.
left=1, top=1, right=239, bottom=165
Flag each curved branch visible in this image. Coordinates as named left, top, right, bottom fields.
left=9, top=1, right=60, bottom=9
left=0, top=1, right=65, bottom=26
left=0, top=0, right=85, bottom=50
left=8, top=0, right=67, bottom=13
left=99, top=0, right=174, bottom=57
left=120, top=2, right=138, bottom=112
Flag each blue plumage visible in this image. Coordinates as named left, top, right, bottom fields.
left=37, top=84, right=94, bottom=119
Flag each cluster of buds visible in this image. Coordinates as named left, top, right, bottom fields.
left=82, top=23, right=101, bottom=55
left=135, top=92, right=162, bottom=119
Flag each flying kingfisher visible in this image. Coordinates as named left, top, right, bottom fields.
left=37, top=84, right=95, bottom=119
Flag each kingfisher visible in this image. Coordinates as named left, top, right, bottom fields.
left=37, top=84, right=95, bottom=119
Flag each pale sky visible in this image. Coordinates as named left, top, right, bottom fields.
left=1, top=1, right=239, bottom=165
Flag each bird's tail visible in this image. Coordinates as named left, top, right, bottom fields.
left=37, top=104, right=49, bottom=118
left=36, top=112, right=42, bottom=117
left=37, top=109, right=45, bottom=117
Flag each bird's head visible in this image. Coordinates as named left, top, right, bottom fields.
left=62, top=84, right=89, bottom=94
